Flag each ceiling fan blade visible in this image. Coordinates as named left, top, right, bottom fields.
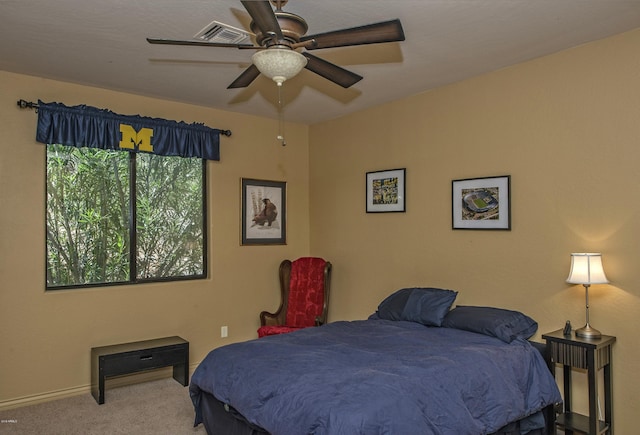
left=302, top=52, right=362, bottom=88
left=147, top=38, right=253, bottom=48
left=301, top=19, right=405, bottom=50
left=241, top=0, right=283, bottom=41
left=227, top=64, right=261, bottom=89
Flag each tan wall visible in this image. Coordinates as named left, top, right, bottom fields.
left=0, top=71, right=310, bottom=405
left=309, top=29, right=640, bottom=432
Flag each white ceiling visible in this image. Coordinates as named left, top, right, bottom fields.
left=2, top=0, right=640, bottom=125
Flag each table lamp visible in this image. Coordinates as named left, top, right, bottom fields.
left=566, top=253, right=609, bottom=339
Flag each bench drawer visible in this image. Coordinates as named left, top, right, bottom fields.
left=101, top=346, right=187, bottom=377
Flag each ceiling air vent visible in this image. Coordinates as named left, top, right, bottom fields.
left=194, top=21, right=253, bottom=45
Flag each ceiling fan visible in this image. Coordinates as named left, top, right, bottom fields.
left=147, top=0, right=405, bottom=89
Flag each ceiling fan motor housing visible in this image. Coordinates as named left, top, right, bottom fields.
left=251, top=11, right=308, bottom=47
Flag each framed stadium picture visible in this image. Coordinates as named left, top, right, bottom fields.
left=366, top=168, right=406, bottom=213
left=452, top=175, right=511, bottom=230
left=241, top=178, right=287, bottom=245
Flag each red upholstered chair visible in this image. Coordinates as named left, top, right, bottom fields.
left=258, top=257, right=332, bottom=338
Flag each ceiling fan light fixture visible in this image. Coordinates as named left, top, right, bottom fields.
left=252, top=48, right=307, bottom=86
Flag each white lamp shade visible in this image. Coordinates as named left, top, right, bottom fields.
left=566, top=253, right=609, bottom=284
left=251, top=48, right=307, bottom=85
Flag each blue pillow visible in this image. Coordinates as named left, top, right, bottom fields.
left=442, top=305, right=538, bottom=343
left=375, top=287, right=458, bottom=327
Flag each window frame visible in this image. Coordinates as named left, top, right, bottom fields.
left=45, top=146, right=208, bottom=291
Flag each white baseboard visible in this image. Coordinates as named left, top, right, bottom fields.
left=0, top=363, right=200, bottom=411
left=0, top=385, right=90, bottom=411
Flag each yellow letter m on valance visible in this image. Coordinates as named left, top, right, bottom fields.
left=119, top=124, right=154, bottom=152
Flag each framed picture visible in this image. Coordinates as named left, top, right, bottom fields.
left=452, top=175, right=511, bottom=230
left=241, top=178, right=286, bottom=245
left=366, top=168, right=406, bottom=213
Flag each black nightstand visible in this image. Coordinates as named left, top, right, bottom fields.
left=542, top=329, right=615, bottom=435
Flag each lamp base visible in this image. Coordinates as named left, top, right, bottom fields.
left=575, top=323, right=602, bottom=339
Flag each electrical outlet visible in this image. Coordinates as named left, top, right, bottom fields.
left=221, top=326, right=228, bottom=338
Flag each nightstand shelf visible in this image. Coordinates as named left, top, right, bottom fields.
left=556, top=412, right=608, bottom=434
left=542, top=329, right=615, bottom=435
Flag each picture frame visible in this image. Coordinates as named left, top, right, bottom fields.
left=452, top=175, right=511, bottom=230
left=241, top=178, right=286, bottom=245
left=366, top=168, right=406, bottom=213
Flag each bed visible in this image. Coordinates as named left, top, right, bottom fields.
left=190, top=288, right=562, bottom=435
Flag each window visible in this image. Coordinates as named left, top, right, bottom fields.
left=46, top=145, right=207, bottom=289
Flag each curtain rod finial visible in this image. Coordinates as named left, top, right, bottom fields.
left=17, top=99, right=39, bottom=110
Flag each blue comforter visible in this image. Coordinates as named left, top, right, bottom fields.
left=190, top=320, right=561, bottom=435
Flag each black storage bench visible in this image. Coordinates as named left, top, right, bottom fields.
left=91, top=336, right=189, bottom=404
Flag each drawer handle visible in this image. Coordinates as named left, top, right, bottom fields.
left=140, top=355, right=153, bottom=360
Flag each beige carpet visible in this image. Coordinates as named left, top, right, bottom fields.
left=0, top=377, right=205, bottom=434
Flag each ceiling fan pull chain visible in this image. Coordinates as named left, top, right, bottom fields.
left=277, top=84, right=286, bottom=146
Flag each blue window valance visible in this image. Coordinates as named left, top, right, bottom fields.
left=36, top=100, right=222, bottom=161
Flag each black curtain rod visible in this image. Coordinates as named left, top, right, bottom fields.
left=16, top=99, right=232, bottom=137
